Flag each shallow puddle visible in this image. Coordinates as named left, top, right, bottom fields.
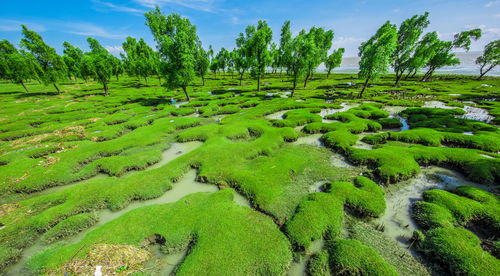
left=287, top=239, right=325, bottom=276
left=265, top=110, right=287, bottom=120
left=144, top=244, right=188, bottom=275
left=292, top=134, right=323, bottom=147
left=320, top=102, right=360, bottom=118
left=458, top=105, right=494, bottom=123
left=378, top=166, right=493, bottom=249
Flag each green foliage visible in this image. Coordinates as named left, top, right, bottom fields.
left=145, top=7, right=200, bottom=100
left=0, top=40, right=37, bottom=93
left=20, top=25, right=67, bottom=93
left=41, top=212, right=98, bottom=243
left=325, top=239, right=398, bottom=275
left=358, top=21, right=398, bottom=97
left=413, top=187, right=500, bottom=275
left=86, top=37, right=115, bottom=95
left=247, top=20, right=273, bottom=91
left=476, top=40, right=500, bottom=79
left=325, top=48, right=344, bottom=78
left=285, top=176, right=385, bottom=249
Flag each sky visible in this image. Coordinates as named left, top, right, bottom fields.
left=1, top=0, right=499, bottom=58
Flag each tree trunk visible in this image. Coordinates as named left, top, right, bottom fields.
left=239, top=72, right=244, bottom=86
left=327, top=70, right=331, bottom=79
left=116, top=74, right=119, bottom=81
left=145, top=77, right=148, bottom=85
left=291, top=75, right=297, bottom=97
left=304, top=72, right=310, bottom=88
left=214, top=71, right=217, bottom=80
left=103, top=82, right=109, bottom=96
left=201, top=75, right=205, bottom=86
left=359, top=78, right=370, bottom=98
left=394, top=71, right=402, bottom=86
left=478, top=64, right=496, bottom=80
left=156, top=73, right=161, bottom=86
left=54, top=83, right=61, bottom=94
left=20, top=80, right=29, bottom=93
left=182, top=86, right=190, bottom=101
left=257, top=76, right=260, bottom=91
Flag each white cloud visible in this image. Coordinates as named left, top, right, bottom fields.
left=0, top=19, right=46, bottom=32
left=64, top=22, right=126, bottom=39
left=91, top=0, right=145, bottom=14
left=133, top=0, right=217, bottom=12
left=392, top=8, right=400, bottom=13
left=485, top=1, right=500, bottom=7
left=496, top=14, right=500, bottom=17
left=105, top=45, right=124, bottom=56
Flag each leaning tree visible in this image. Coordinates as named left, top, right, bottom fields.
left=21, top=25, right=67, bottom=94
left=358, top=21, right=398, bottom=97
left=476, top=40, right=500, bottom=80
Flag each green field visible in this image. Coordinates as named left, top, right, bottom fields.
left=0, top=72, right=498, bottom=275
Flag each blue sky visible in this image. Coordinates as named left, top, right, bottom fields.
left=1, top=0, right=499, bottom=57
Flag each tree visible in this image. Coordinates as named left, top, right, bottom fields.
left=145, top=7, right=200, bottom=101
left=270, top=42, right=279, bottom=74
left=121, top=36, right=139, bottom=78
left=420, top=40, right=458, bottom=81
left=358, top=21, right=398, bottom=97
left=278, top=20, right=292, bottom=77
left=392, top=12, right=430, bottom=85
left=325, top=48, right=344, bottom=79
left=135, top=38, right=155, bottom=84
left=406, top=32, right=440, bottom=78
left=86, top=37, right=114, bottom=95
left=303, top=27, right=334, bottom=87
left=0, top=39, right=38, bottom=92
left=79, top=54, right=94, bottom=82
left=110, top=55, right=123, bottom=81
left=234, top=25, right=255, bottom=86
left=210, top=59, right=219, bottom=79
left=194, top=44, right=209, bottom=85
left=248, top=20, right=273, bottom=91
left=151, top=51, right=163, bottom=85
left=285, top=30, right=311, bottom=96
left=453, top=28, right=482, bottom=51
left=419, top=29, right=481, bottom=81
left=476, top=40, right=500, bottom=80
left=215, top=47, right=229, bottom=78
left=20, top=25, right=67, bottom=94
left=62, top=42, right=84, bottom=81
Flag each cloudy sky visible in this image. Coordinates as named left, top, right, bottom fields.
left=1, top=0, right=499, bottom=57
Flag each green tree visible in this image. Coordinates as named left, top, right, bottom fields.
left=215, top=47, right=229, bottom=78
left=325, top=48, right=344, bottom=79
left=194, top=44, right=209, bottom=85
left=20, top=25, right=67, bottom=94
left=392, top=12, right=430, bottom=85
left=79, top=54, right=94, bottom=82
left=151, top=51, right=163, bottom=85
left=476, top=40, right=500, bottom=80
left=145, top=7, right=200, bottom=101
left=248, top=20, right=273, bottom=91
left=62, top=41, right=84, bottom=81
left=285, top=30, right=312, bottom=96
left=453, top=28, right=482, bottom=51
left=110, top=55, right=123, bottom=81
left=86, top=37, right=114, bottom=95
left=421, top=40, right=458, bottom=81
left=278, top=20, right=292, bottom=77
left=269, top=42, right=279, bottom=74
left=210, top=59, right=219, bottom=79
left=303, top=27, right=334, bottom=87
left=234, top=25, right=255, bottom=86
left=0, top=39, right=38, bottom=93
left=358, top=21, right=398, bottom=97
left=406, top=31, right=440, bottom=78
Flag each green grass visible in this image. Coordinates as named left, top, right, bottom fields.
left=0, top=73, right=498, bottom=274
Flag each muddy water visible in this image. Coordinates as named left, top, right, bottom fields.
left=144, top=244, right=188, bottom=274
left=6, top=170, right=219, bottom=275
left=320, top=102, right=360, bottom=119
left=378, top=166, right=493, bottom=249
left=423, top=101, right=494, bottom=123
left=352, top=132, right=376, bottom=150
left=383, top=106, right=410, bottom=131
left=265, top=110, right=287, bottom=120
left=287, top=239, right=325, bottom=276
left=292, top=134, right=323, bottom=147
